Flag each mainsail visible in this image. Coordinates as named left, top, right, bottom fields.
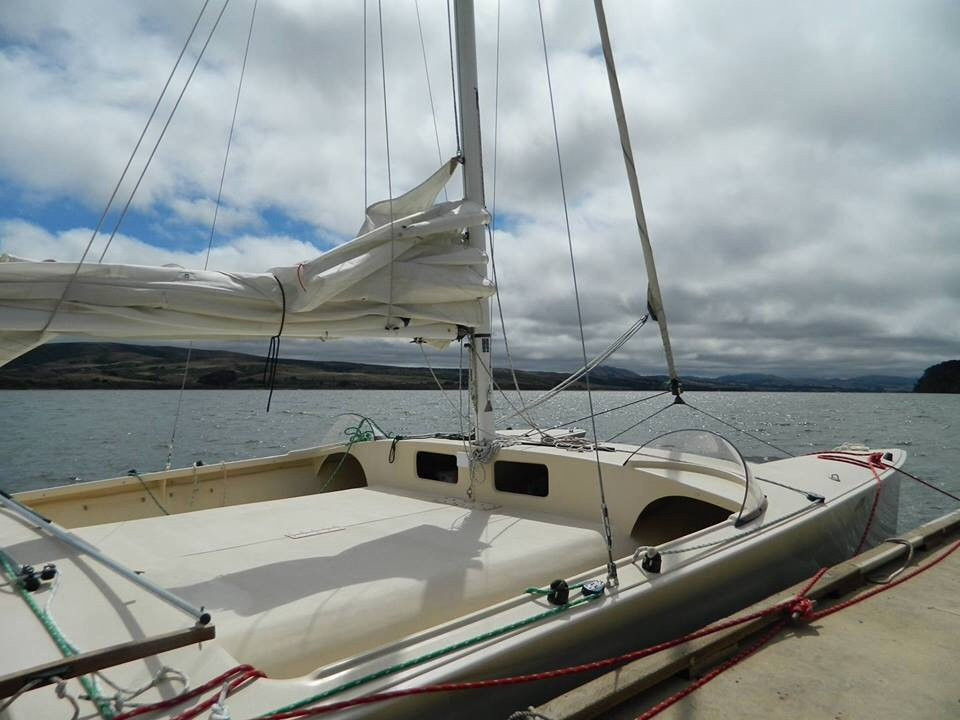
left=0, top=158, right=493, bottom=367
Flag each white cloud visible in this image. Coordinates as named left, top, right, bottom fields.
left=1, top=0, right=959, bottom=378
left=0, top=219, right=320, bottom=272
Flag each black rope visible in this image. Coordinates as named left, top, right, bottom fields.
left=885, top=465, right=960, bottom=504
left=682, top=400, right=795, bottom=458
left=263, top=276, right=287, bottom=412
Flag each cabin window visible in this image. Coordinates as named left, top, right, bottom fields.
left=494, top=461, right=548, bottom=497
left=416, top=452, right=458, bottom=483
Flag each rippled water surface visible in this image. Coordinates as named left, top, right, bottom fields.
left=1, top=389, right=957, bottom=530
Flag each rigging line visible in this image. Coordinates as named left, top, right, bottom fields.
left=610, top=401, right=676, bottom=447
left=470, top=347, right=544, bottom=432
left=363, top=0, right=368, bottom=208
left=682, top=400, right=795, bottom=458
left=167, top=0, right=257, bottom=467
left=377, top=0, right=397, bottom=331
left=205, top=0, right=257, bottom=269
left=506, top=315, right=648, bottom=418
left=487, top=0, right=527, bottom=408
left=96, top=0, right=232, bottom=264
left=446, top=0, right=461, bottom=155
left=37, top=0, right=213, bottom=336
left=537, top=0, right=617, bottom=586
left=414, top=0, right=448, bottom=202
left=166, top=345, right=193, bottom=470
left=417, top=342, right=469, bottom=423
left=539, top=390, right=671, bottom=434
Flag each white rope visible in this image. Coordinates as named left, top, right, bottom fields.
left=0, top=678, right=44, bottom=714
left=54, top=678, right=80, bottom=720
left=869, top=538, right=914, bottom=584
left=208, top=680, right=233, bottom=719
left=95, top=666, right=190, bottom=713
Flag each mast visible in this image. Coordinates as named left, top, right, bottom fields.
left=454, top=0, right=495, bottom=441
left=594, top=0, right=682, bottom=398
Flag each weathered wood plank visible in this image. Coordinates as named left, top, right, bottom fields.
left=0, top=624, right=215, bottom=699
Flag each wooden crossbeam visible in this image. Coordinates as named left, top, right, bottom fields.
left=0, top=624, right=215, bottom=699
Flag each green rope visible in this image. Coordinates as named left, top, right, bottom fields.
left=0, top=549, right=116, bottom=719
left=524, top=580, right=587, bottom=596
left=259, top=591, right=602, bottom=717
left=316, top=417, right=380, bottom=494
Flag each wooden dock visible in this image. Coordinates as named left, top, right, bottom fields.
left=529, top=510, right=960, bottom=720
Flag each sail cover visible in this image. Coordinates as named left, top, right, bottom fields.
left=0, top=159, right=493, bottom=367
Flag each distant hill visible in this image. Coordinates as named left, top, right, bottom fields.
left=914, top=360, right=960, bottom=393
left=0, top=343, right=665, bottom=391
left=0, top=342, right=917, bottom=392
left=709, top=373, right=916, bottom=393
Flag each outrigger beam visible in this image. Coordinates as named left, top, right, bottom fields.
left=0, top=625, right=215, bottom=700
left=0, top=489, right=211, bottom=626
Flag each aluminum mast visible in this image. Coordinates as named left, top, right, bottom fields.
left=454, top=0, right=495, bottom=441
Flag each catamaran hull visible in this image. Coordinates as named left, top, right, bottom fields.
left=310, top=473, right=899, bottom=719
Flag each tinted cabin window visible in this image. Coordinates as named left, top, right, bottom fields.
left=494, top=461, right=548, bottom=497
left=416, top=452, right=458, bottom=483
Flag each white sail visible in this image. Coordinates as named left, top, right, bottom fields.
left=0, top=158, right=492, bottom=366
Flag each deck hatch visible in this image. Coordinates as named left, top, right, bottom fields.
left=416, top=452, right=458, bottom=483
left=494, top=461, right=549, bottom=497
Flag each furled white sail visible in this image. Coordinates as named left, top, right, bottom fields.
left=0, top=159, right=492, bottom=367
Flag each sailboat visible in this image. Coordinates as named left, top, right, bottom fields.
left=0, top=2, right=902, bottom=719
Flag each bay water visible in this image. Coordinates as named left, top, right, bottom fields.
left=1, top=389, right=957, bottom=531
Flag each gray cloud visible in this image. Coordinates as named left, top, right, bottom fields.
left=1, top=0, right=958, bottom=379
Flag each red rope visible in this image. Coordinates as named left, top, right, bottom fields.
left=815, top=452, right=886, bottom=555
left=112, top=665, right=262, bottom=720
left=854, top=463, right=883, bottom=555
left=258, top=571, right=830, bottom=719
left=636, top=538, right=960, bottom=719
left=256, top=536, right=960, bottom=720
left=172, top=669, right=266, bottom=720
left=635, top=620, right=787, bottom=720
left=811, top=538, right=960, bottom=622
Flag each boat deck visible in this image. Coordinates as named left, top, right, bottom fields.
left=65, top=487, right=609, bottom=677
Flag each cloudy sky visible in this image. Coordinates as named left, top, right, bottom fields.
left=1, top=0, right=957, bottom=379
